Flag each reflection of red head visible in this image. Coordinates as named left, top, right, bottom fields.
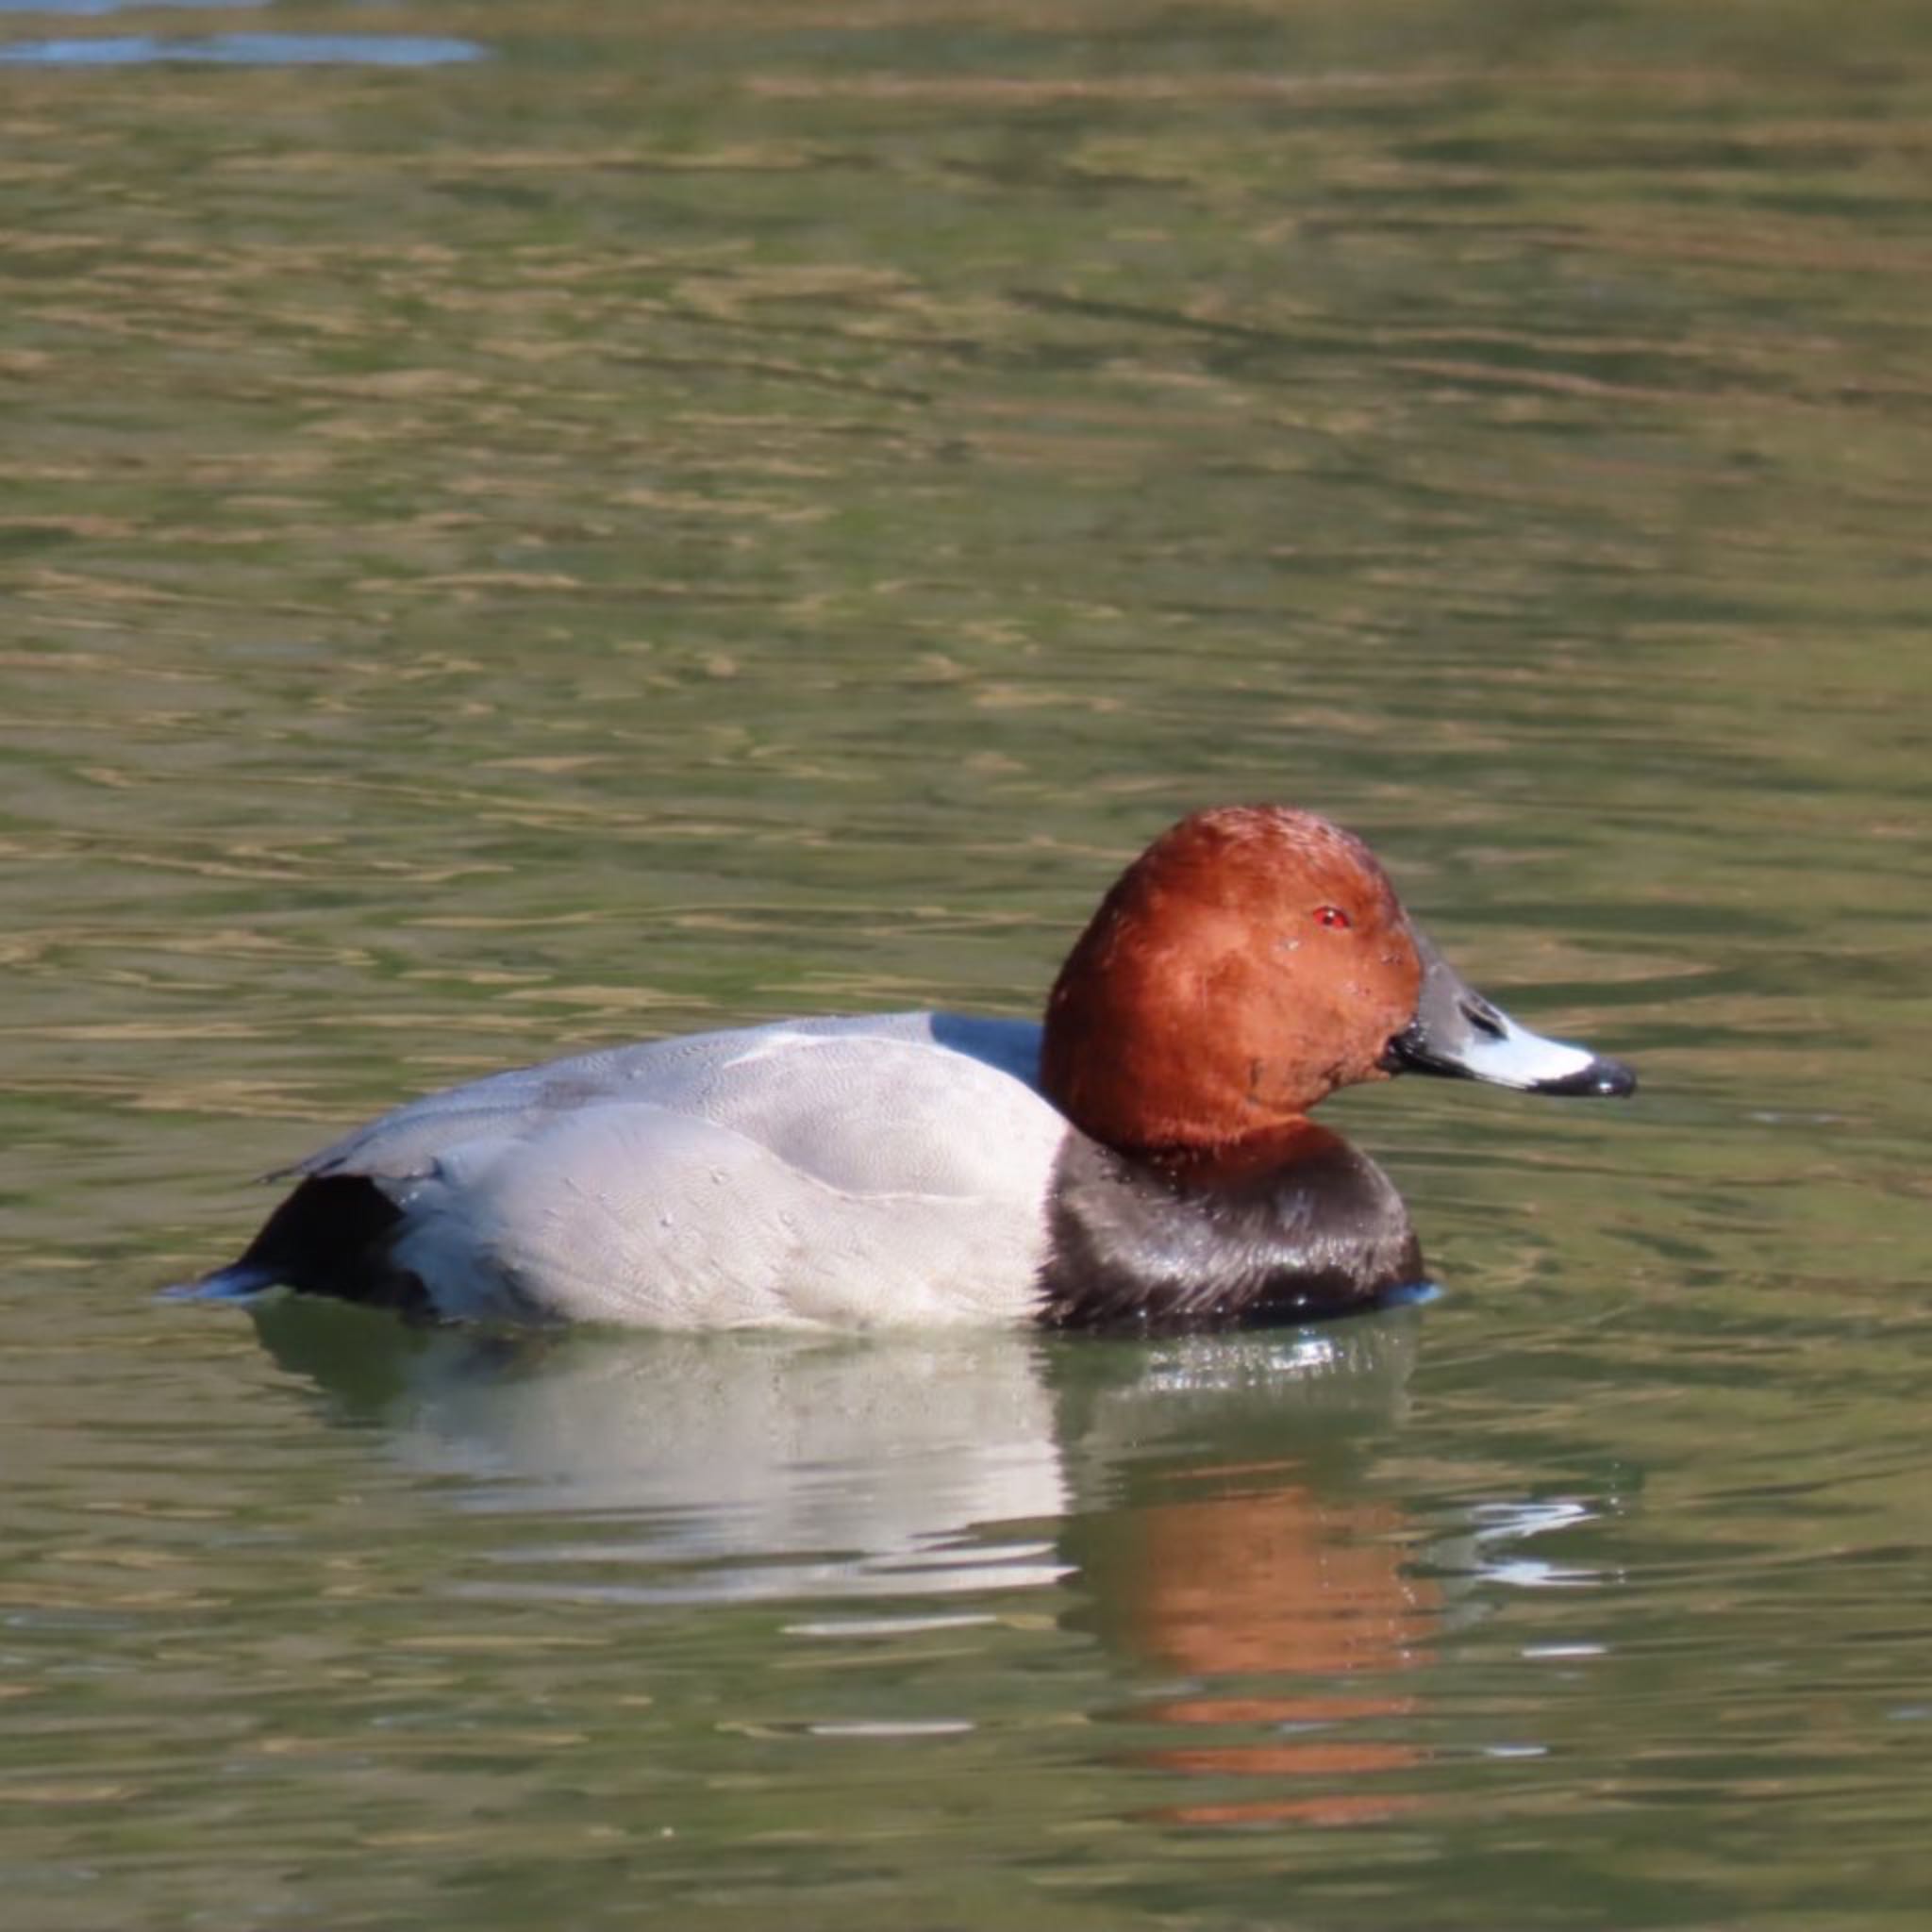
left=1129, top=1477, right=1441, bottom=1824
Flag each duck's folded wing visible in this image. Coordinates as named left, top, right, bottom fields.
left=290, top=1012, right=1043, bottom=1186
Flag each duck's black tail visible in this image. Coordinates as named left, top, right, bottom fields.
left=164, top=1174, right=430, bottom=1318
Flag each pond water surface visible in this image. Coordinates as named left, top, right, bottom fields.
left=5, top=3, right=1931, bottom=1927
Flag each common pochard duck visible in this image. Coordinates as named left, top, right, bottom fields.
left=172, top=806, right=1634, bottom=1330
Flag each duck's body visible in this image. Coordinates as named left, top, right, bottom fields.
left=175, top=807, right=1634, bottom=1331
left=218, top=1016, right=1060, bottom=1328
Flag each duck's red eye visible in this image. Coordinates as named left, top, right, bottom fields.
left=1315, top=905, right=1352, bottom=930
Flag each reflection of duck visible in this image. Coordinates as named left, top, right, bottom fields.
left=1058, top=1324, right=1436, bottom=1824
left=262, top=1301, right=1483, bottom=1818
left=175, top=807, right=1633, bottom=1329
left=251, top=1298, right=1420, bottom=1610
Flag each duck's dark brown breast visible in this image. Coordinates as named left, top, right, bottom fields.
left=1035, top=1125, right=1424, bottom=1333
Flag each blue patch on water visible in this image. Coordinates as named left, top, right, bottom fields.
left=0, top=0, right=264, bottom=13
left=1376, top=1278, right=1443, bottom=1307
left=0, top=31, right=487, bottom=64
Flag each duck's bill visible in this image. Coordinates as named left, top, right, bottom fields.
left=1380, top=929, right=1636, bottom=1098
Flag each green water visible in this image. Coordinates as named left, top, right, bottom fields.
left=5, top=2, right=1931, bottom=1925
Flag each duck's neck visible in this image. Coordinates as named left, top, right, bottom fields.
left=1131, top=1117, right=1343, bottom=1187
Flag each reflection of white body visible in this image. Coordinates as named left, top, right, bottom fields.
left=255, top=1306, right=1422, bottom=1604
left=263, top=1310, right=1073, bottom=1598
